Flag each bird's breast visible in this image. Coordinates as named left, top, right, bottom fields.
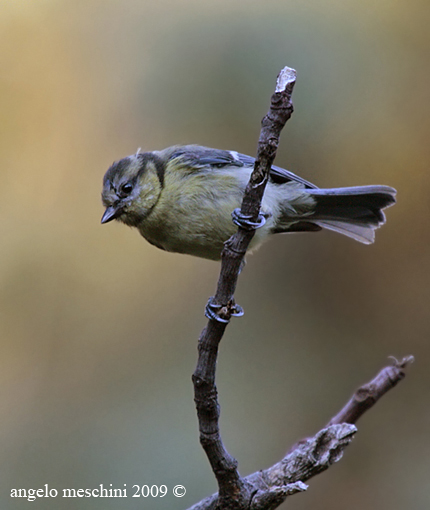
left=136, top=171, right=247, bottom=259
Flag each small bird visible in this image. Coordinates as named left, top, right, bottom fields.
left=101, top=145, right=396, bottom=261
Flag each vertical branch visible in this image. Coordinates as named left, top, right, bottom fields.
left=192, top=67, right=297, bottom=509
left=217, top=67, right=297, bottom=305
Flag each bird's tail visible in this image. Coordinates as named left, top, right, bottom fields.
left=276, top=185, right=396, bottom=244
left=308, top=185, right=396, bottom=244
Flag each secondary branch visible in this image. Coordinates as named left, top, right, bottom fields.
left=188, top=357, right=413, bottom=510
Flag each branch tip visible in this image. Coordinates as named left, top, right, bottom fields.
left=389, top=355, right=414, bottom=370
left=275, top=66, right=297, bottom=93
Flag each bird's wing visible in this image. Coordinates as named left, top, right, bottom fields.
left=236, top=152, right=317, bottom=189
left=167, top=145, right=244, bottom=171
left=166, top=145, right=318, bottom=189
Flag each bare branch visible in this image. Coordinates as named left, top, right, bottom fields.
left=216, top=66, right=296, bottom=305
left=327, top=356, right=414, bottom=426
left=190, top=65, right=413, bottom=510
left=192, top=66, right=297, bottom=509
left=188, top=358, right=413, bottom=510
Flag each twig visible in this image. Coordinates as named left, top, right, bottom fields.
left=327, top=356, right=414, bottom=426
left=192, top=66, right=297, bottom=509
left=188, top=357, right=413, bottom=510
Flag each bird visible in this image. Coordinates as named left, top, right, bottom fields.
left=101, top=145, right=396, bottom=261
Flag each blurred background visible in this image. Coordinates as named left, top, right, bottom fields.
left=1, top=0, right=429, bottom=509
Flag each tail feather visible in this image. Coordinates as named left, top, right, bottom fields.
left=313, top=220, right=376, bottom=244
left=309, top=185, right=396, bottom=243
left=275, top=185, right=396, bottom=244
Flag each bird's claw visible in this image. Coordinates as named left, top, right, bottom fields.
left=205, top=296, right=244, bottom=323
left=231, top=208, right=267, bottom=230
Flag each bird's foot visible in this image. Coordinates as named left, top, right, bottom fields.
left=205, top=296, right=244, bottom=323
left=231, top=208, right=268, bottom=230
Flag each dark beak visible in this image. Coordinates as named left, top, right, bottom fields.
left=101, top=205, right=123, bottom=224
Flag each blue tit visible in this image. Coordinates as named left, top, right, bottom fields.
left=101, top=145, right=396, bottom=261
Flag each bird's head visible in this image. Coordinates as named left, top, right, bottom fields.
left=101, top=151, right=164, bottom=227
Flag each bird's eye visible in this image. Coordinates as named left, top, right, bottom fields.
left=120, top=182, right=133, bottom=195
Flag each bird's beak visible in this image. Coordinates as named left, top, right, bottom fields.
left=101, top=205, right=123, bottom=224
